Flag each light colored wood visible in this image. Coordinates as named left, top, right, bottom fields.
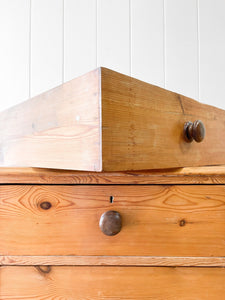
left=0, top=166, right=225, bottom=184
left=1, top=67, right=225, bottom=171
left=1, top=255, right=225, bottom=267
left=1, top=266, right=225, bottom=299
left=101, top=68, right=225, bottom=171
left=0, top=185, right=224, bottom=256
left=0, top=68, right=101, bottom=171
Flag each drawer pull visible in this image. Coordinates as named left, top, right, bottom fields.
left=184, top=120, right=205, bottom=143
left=99, top=210, right=122, bottom=236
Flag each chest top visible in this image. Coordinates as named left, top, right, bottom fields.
left=0, top=165, right=225, bottom=184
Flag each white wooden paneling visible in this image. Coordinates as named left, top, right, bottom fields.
left=30, top=0, right=63, bottom=97
left=0, top=0, right=30, bottom=111
left=97, top=0, right=130, bottom=75
left=164, top=0, right=198, bottom=99
left=64, top=0, right=96, bottom=82
left=1, top=1, right=225, bottom=111
left=199, top=0, right=225, bottom=109
left=131, top=0, right=164, bottom=87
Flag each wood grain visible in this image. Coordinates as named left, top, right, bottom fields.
left=1, top=67, right=225, bottom=171
left=0, top=68, right=101, bottom=171
left=0, top=165, right=225, bottom=184
left=101, top=67, right=225, bottom=170
left=1, top=255, right=225, bottom=267
left=0, top=185, right=224, bottom=256
left=1, top=266, right=225, bottom=299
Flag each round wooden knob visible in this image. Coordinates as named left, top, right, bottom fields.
left=184, top=120, right=205, bottom=143
left=99, top=210, right=122, bottom=236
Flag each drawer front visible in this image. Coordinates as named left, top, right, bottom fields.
left=0, top=185, right=224, bottom=256
left=1, top=266, right=225, bottom=299
left=2, top=67, right=225, bottom=172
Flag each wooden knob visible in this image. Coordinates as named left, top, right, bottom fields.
left=184, top=120, right=205, bottom=143
left=99, top=210, right=122, bottom=236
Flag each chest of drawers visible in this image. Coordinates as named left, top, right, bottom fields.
left=0, top=166, right=224, bottom=299
left=1, top=67, right=225, bottom=299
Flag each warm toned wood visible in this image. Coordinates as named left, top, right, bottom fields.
left=0, top=185, right=224, bottom=256
left=101, top=67, right=225, bottom=170
left=1, top=255, right=225, bottom=266
left=1, top=67, right=225, bottom=171
left=1, top=166, right=225, bottom=184
left=0, top=68, right=102, bottom=171
left=1, top=266, right=225, bottom=299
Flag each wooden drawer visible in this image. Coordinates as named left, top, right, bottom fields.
left=0, top=185, right=225, bottom=256
left=1, top=266, right=225, bottom=299
left=1, top=68, right=225, bottom=172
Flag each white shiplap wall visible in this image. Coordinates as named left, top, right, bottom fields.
left=1, top=0, right=225, bottom=111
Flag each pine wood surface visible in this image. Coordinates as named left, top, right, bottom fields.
left=0, top=68, right=102, bottom=171
left=0, top=185, right=224, bottom=256
left=0, top=165, right=225, bottom=184
left=1, top=67, right=225, bottom=171
left=1, top=255, right=225, bottom=267
left=1, top=266, right=225, bottom=299
left=101, top=68, right=225, bottom=171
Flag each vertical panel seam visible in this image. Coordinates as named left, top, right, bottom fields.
left=129, top=0, right=132, bottom=76
left=96, top=0, right=98, bottom=67
left=62, top=0, right=64, bottom=83
left=163, top=0, right=166, bottom=88
left=197, top=0, right=200, bottom=101
left=96, top=0, right=100, bottom=67
left=28, top=0, right=32, bottom=98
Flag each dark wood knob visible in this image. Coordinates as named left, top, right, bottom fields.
left=184, top=120, right=205, bottom=143
left=99, top=210, right=122, bottom=236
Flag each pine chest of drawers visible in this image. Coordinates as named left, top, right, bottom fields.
left=1, top=68, right=225, bottom=299
left=0, top=166, right=225, bottom=299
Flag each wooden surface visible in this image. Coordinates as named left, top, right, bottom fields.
left=0, top=68, right=101, bottom=171
left=1, top=67, right=225, bottom=171
left=1, top=255, right=225, bottom=267
left=0, top=166, right=225, bottom=184
left=0, top=185, right=224, bottom=256
left=101, top=67, right=225, bottom=171
left=1, top=266, right=225, bottom=299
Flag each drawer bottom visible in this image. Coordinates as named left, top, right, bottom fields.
left=0, top=266, right=224, bottom=299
